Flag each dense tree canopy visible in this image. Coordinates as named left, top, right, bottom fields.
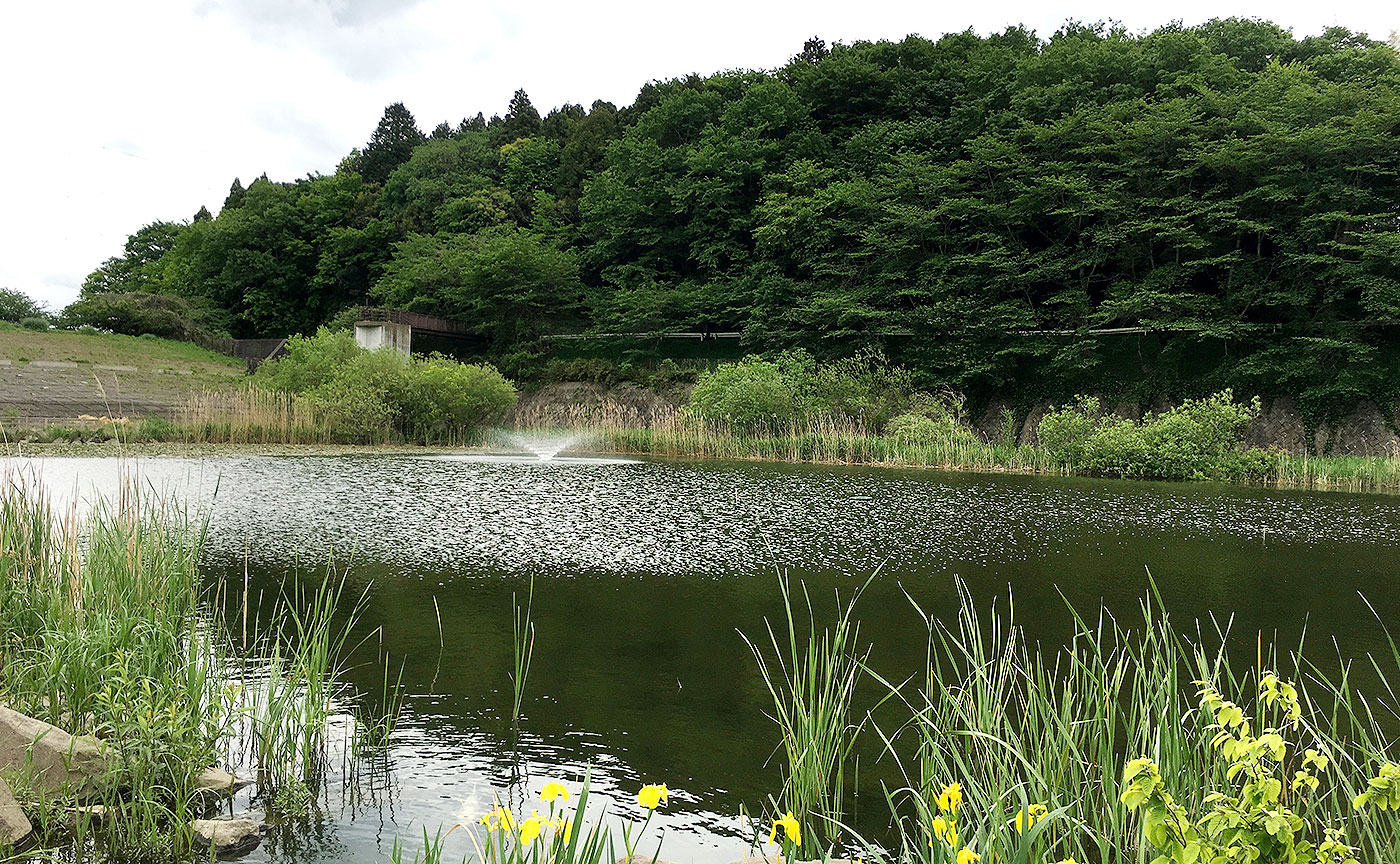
left=77, top=20, right=1400, bottom=416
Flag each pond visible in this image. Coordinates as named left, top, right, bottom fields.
left=18, top=452, right=1400, bottom=863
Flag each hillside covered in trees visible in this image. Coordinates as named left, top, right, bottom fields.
left=77, top=19, right=1400, bottom=418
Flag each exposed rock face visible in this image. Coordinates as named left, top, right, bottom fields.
left=193, top=817, right=263, bottom=858
left=0, top=705, right=110, bottom=799
left=514, top=382, right=686, bottom=428
left=0, top=775, right=33, bottom=848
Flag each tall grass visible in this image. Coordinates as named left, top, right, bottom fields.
left=744, top=576, right=874, bottom=858
left=749, top=580, right=1400, bottom=864
left=0, top=473, right=383, bottom=858
left=512, top=404, right=1400, bottom=495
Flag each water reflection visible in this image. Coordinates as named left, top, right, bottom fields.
left=11, top=454, right=1400, bottom=863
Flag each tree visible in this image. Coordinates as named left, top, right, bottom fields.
left=0, top=288, right=47, bottom=322
left=496, top=89, right=542, bottom=143
left=222, top=178, right=246, bottom=211
left=360, top=102, right=426, bottom=185
left=372, top=229, right=584, bottom=348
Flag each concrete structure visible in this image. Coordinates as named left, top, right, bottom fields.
left=354, top=320, right=413, bottom=355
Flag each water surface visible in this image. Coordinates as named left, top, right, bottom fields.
left=16, top=453, right=1400, bottom=863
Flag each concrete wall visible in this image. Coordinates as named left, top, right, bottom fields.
left=354, top=321, right=412, bottom=356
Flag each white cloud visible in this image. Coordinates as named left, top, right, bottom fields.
left=0, top=0, right=1394, bottom=309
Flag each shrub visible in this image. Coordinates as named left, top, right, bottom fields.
left=19, top=316, right=49, bottom=331
left=690, top=357, right=798, bottom=433
left=1038, top=390, right=1274, bottom=481
left=806, top=349, right=917, bottom=429
left=255, top=329, right=364, bottom=393
left=254, top=329, right=517, bottom=442
left=397, top=355, right=516, bottom=439
left=59, top=292, right=224, bottom=340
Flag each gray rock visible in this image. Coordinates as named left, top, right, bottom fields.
left=615, top=857, right=680, bottom=864
left=193, top=817, right=263, bottom=858
left=0, top=774, right=33, bottom=847
left=65, top=804, right=109, bottom=829
left=0, top=705, right=110, bottom=798
left=195, top=767, right=253, bottom=796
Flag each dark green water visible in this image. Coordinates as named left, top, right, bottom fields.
left=26, top=453, right=1400, bottom=864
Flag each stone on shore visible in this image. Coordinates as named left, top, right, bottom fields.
left=0, top=705, right=110, bottom=799
left=616, top=857, right=680, bottom=864
left=0, top=774, right=33, bottom=848
left=193, top=817, right=263, bottom=858
left=192, top=766, right=254, bottom=804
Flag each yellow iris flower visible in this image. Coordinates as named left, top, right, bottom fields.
left=956, top=847, right=980, bottom=864
left=519, top=811, right=545, bottom=845
left=638, top=783, right=669, bottom=810
left=1014, top=803, right=1049, bottom=834
left=767, top=811, right=802, bottom=847
left=541, top=782, right=571, bottom=803
left=931, top=815, right=957, bottom=846
left=479, top=806, right=515, bottom=832
left=937, top=782, right=963, bottom=815
left=552, top=817, right=573, bottom=843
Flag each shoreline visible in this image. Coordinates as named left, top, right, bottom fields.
left=5, top=437, right=1400, bottom=496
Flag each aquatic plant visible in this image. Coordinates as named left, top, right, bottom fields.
left=744, top=575, right=874, bottom=858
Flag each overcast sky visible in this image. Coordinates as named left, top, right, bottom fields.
left=1, top=0, right=1394, bottom=310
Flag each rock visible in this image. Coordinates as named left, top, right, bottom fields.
left=194, top=767, right=254, bottom=798
left=616, top=856, right=681, bottom=864
left=0, top=774, right=33, bottom=848
left=65, top=804, right=109, bottom=829
left=0, top=705, right=110, bottom=799
left=193, top=817, right=263, bottom=858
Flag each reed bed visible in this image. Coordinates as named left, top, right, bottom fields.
left=0, top=473, right=382, bottom=860
left=748, top=580, right=1400, bottom=864
left=509, top=403, right=1400, bottom=495
left=177, top=387, right=350, bottom=445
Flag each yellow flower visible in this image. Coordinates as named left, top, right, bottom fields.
left=551, top=817, right=573, bottom=843
left=937, top=782, right=963, bottom=815
left=956, top=848, right=980, bottom=864
left=541, top=781, right=571, bottom=803
left=638, top=783, right=669, bottom=810
left=931, top=815, right=957, bottom=846
left=1048, top=860, right=1080, bottom=864
left=1015, top=803, right=1049, bottom=834
left=767, top=811, right=802, bottom=847
left=479, top=806, right=515, bottom=832
left=519, top=810, right=545, bottom=845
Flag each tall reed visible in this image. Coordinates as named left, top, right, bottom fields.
left=744, top=576, right=874, bottom=858
left=0, top=473, right=383, bottom=857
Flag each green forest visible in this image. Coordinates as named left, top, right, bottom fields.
left=72, top=20, right=1400, bottom=419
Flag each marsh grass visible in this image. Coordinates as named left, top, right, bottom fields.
left=748, top=580, right=1400, bottom=864
left=0, top=473, right=385, bottom=859
left=744, top=575, right=878, bottom=858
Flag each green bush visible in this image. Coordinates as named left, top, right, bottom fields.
left=255, top=329, right=363, bottom=393
left=884, top=400, right=981, bottom=449
left=254, top=329, right=517, bottom=442
left=59, top=292, right=226, bottom=340
left=397, top=356, right=516, bottom=439
left=806, top=349, right=917, bottom=429
left=1038, top=390, right=1275, bottom=481
left=690, top=357, right=799, bottom=433
left=19, top=316, right=49, bottom=331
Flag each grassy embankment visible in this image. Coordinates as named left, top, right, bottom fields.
left=592, top=413, right=1400, bottom=494
left=0, top=474, right=393, bottom=862
left=4, top=326, right=1400, bottom=494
